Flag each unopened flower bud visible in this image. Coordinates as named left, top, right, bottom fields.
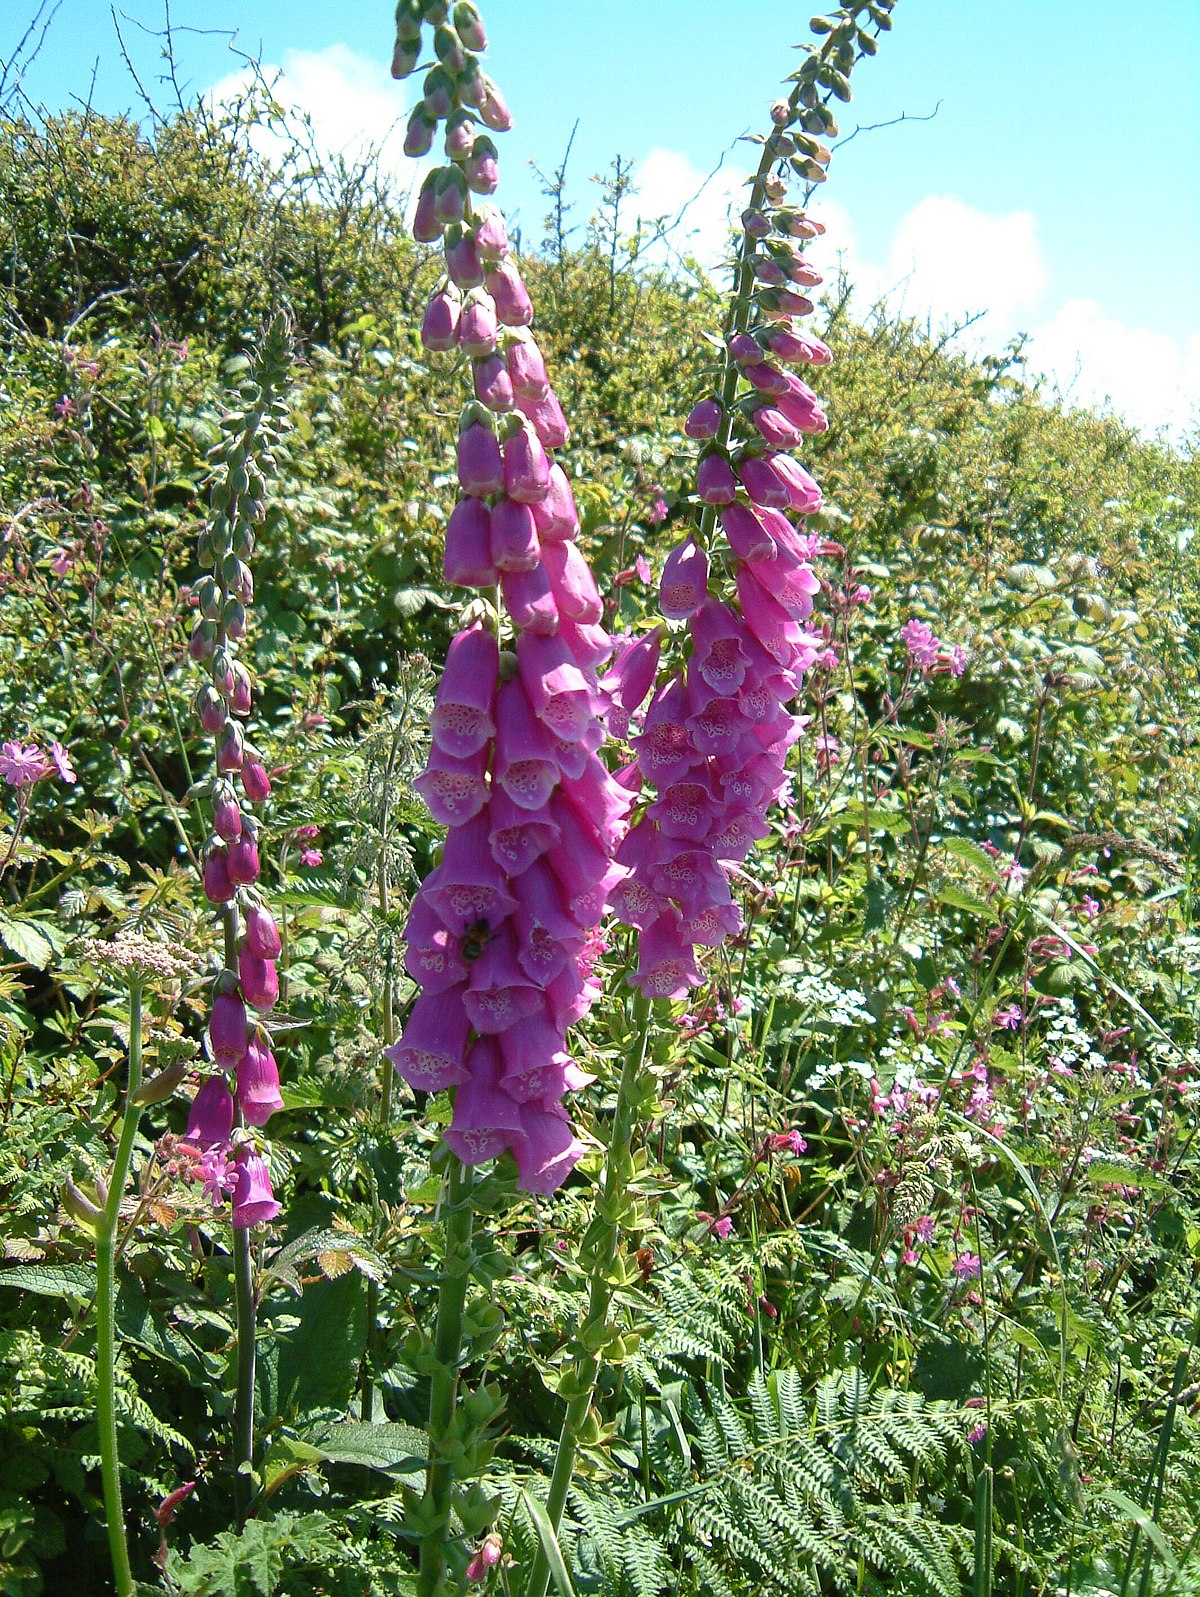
left=475, top=74, right=512, bottom=132
left=209, top=990, right=248, bottom=1068
left=422, top=288, right=461, bottom=351
left=458, top=295, right=500, bottom=356
left=456, top=420, right=504, bottom=496
left=195, top=683, right=227, bottom=735
left=391, top=38, right=420, bottom=79
left=696, top=453, right=737, bottom=505
left=473, top=209, right=509, bottom=261
left=433, top=165, right=468, bottom=226
left=213, top=783, right=243, bottom=841
left=227, top=826, right=260, bottom=888
left=222, top=596, right=247, bottom=641
left=241, top=755, right=272, bottom=804
left=421, top=65, right=454, bottom=121
left=244, top=899, right=282, bottom=959
left=445, top=231, right=485, bottom=289
left=412, top=173, right=442, bottom=243
left=216, top=719, right=246, bottom=774
left=465, top=136, right=499, bottom=194
left=444, top=110, right=475, bottom=157
left=486, top=259, right=533, bottom=327
left=741, top=207, right=772, bottom=239
left=473, top=352, right=514, bottom=411
left=453, top=1, right=487, bottom=50
left=685, top=397, right=722, bottom=439
left=203, top=846, right=235, bottom=905
left=230, top=661, right=252, bottom=716
left=189, top=618, right=217, bottom=661
left=770, top=98, right=791, bottom=125
left=433, top=23, right=465, bottom=70
left=238, top=946, right=278, bottom=1010
left=404, top=108, right=436, bottom=158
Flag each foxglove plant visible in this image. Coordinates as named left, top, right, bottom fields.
left=606, top=10, right=893, bottom=1010
left=388, top=4, right=889, bottom=1590
left=183, top=315, right=293, bottom=1508
left=389, top=0, right=631, bottom=1196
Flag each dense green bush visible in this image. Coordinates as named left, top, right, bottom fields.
left=2, top=90, right=1199, bottom=1597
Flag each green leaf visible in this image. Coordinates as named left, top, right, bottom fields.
left=937, top=836, right=1002, bottom=881
left=934, top=884, right=993, bottom=917
left=0, top=914, right=55, bottom=970
left=301, top=1420, right=427, bottom=1474
left=521, top=1491, right=578, bottom=1597
left=0, top=1263, right=96, bottom=1299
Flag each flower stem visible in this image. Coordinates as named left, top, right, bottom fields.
left=524, top=993, right=653, bottom=1597
left=417, top=1154, right=476, bottom=1597
left=95, top=978, right=145, bottom=1597
left=222, top=902, right=258, bottom=1522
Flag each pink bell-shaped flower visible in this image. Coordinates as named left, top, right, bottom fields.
left=185, top=1074, right=234, bottom=1149
left=209, top=991, right=249, bottom=1069
left=430, top=624, right=499, bottom=758
left=386, top=987, right=473, bottom=1092
left=444, top=497, right=498, bottom=588
left=231, top=1147, right=281, bottom=1229
left=236, top=1035, right=284, bottom=1127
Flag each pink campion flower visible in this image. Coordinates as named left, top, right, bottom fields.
left=813, top=733, right=840, bottom=774
left=709, top=1216, right=734, bottom=1240
left=995, top=1003, right=1023, bottom=1030
left=299, top=848, right=323, bottom=867
left=951, top=1252, right=982, bottom=1281
left=944, top=643, right=969, bottom=677
left=647, top=494, right=668, bottom=527
left=968, top=1422, right=988, bottom=1445
left=0, top=740, right=51, bottom=787
left=1079, top=895, right=1101, bottom=920
left=1001, top=857, right=1026, bottom=892
left=197, top=1146, right=237, bottom=1207
left=51, top=549, right=75, bottom=576
left=764, top=1130, right=806, bottom=1155
left=915, top=1215, right=936, bottom=1243
left=900, top=618, right=940, bottom=673
left=53, top=394, right=75, bottom=418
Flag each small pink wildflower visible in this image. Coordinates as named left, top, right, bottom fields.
left=951, top=1251, right=981, bottom=1281
left=647, top=492, right=668, bottom=526
left=901, top=1247, right=918, bottom=1265
left=293, top=824, right=320, bottom=841
left=765, top=1130, right=807, bottom=1156
left=53, top=394, right=75, bottom=418
left=634, top=553, right=652, bottom=582
left=1079, top=895, right=1100, bottom=920
left=900, top=617, right=940, bottom=672
left=49, top=740, right=77, bottom=784
left=1001, top=857, right=1026, bottom=892
left=915, top=1215, right=935, bottom=1243
left=299, top=847, right=324, bottom=867
left=944, top=643, right=968, bottom=677
left=814, top=733, right=840, bottom=774
left=967, top=1422, right=988, bottom=1445
left=709, top=1215, right=734, bottom=1240
left=197, top=1147, right=237, bottom=1207
left=995, top=1003, right=1023, bottom=1030
left=0, top=741, right=51, bottom=787
left=51, top=549, right=75, bottom=576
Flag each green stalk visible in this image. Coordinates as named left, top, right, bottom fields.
left=95, top=978, right=145, bottom=1597
left=524, top=994, right=653, bottom=1597
left=418, top=1155, right=476, bottom=1597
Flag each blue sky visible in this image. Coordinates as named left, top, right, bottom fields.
left=7, top=0, right=1199, bottom=435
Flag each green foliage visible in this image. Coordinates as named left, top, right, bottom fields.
left=0, top=47, right=1199, bottom=1597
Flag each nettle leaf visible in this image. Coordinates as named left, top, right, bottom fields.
left=0, top=914, right=55, bottom=970
left=936, top=836, right=1002, bottom=882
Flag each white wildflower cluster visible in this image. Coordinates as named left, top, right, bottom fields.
left=1043, top=997, right=1106, bottom=1076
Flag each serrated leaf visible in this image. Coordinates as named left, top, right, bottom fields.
left=0, top=914, right=54, bottom=970
left=937, top=836, right=1002, bottom=881
left=0, top=1263, right=96, bottom=1298
left=302, top=1419, right=427, bottom=1474
left=317, top=1250, right=353, bottom=1280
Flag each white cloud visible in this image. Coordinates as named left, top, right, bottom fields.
left=802, top=192, right=1198, bottom=439
left=625, top=147, right=746, bottom=274
left=207, top=44, right=410, bottom=181
left=1024, top=299, right=1200, bottom=439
